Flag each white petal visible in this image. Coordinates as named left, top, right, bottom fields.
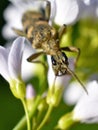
left=2, top=4, right=23, bottom=39
left=0, top=46, right=10, bottom=82
left=2, top=24, right=17, bottom=39
left=9, top=0, right=22, bottom=4
left=8, top=37, right=25, bottom=80
left=54, top=0, right=79, bottom=25
left=64, top=82, right=84, bottom=105
left=9, top=0, right=45, bottom=13
left=83, top=0, right=91, bottom=5
left=47, top=55, right=55, bottom=88
left=78, top=0, right=98, bottom=19
left=21, top=40, right=37, bottom=81
left=73, top=81, right=98, bottom=123
left=3, top=4, right=22, bottom=28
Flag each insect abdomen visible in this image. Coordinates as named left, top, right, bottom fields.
left=22, top=11, right=46, bottom=30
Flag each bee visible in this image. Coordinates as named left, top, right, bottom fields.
left=13, top=1, right=87, bottom=93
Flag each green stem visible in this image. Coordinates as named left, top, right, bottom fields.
left=37, top=105, right=53, bottom=130
left=13, top=95, right=41, bottom=130
left=21, top=99, right=31, bottom=130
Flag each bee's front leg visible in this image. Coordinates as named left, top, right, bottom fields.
left=27, top=51, right=47, bottom=69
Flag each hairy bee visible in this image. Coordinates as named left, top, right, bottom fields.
left=13, top=1, right=87, bottom=93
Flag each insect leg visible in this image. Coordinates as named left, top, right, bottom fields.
left=58, top=24, right=67, bottom=40
left=61, top=46, right=80, bottom=67
left=45, top=0, right=51, bottom=21
left=27, top=51, right=44, bottom=61
left=12, top=28, right=27, bottom=37
left=27, top=51, right=47, bottom=69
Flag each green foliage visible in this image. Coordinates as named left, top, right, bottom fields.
left=61, top=19, right=98, bottom=80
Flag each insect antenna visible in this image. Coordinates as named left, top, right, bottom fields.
left=67, top=67, right=88, bottom=94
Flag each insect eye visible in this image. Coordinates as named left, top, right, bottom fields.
left=51, top=56, right=57, bottom=65
left=62, top=52, right=68, bottom=61
left=25, top=27, right=28, bottom=34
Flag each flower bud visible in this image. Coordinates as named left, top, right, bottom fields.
left=57, top=112, right=75, bottom=130
left=46, top=87, right=63, bottom=107
left=38, top=98, right=48, bottom=112
left=10, top=79, right=26, bottom=99
left=26, top=84, right=36, bottom=111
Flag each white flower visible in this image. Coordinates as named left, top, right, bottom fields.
left=0, top=37, right=25, bottom=82
left=0, top=37, right=27, bottom=98
left=57, top=81, right=98, bottom=130
left=54, top=0, right=98, bottom=25
left=63, top=82, right=84, bottom=105
left=73, top=80, right=98, bottom=123
left=4, top=39, right=37, bottom=81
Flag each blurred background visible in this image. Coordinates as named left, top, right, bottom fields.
left=0, top=0, right=98, bottom=130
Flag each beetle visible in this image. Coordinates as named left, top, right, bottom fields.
left=13, top=0, right=87, bottom=93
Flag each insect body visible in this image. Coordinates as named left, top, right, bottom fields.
left=13, top=1, right=87, bottom=93
left=22, top=13, right=69, bottom=76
